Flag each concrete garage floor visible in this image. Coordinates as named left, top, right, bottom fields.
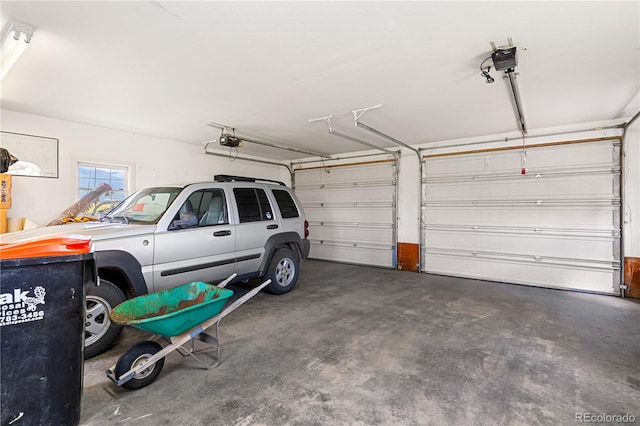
left=80, top=260, right=640, bottom=425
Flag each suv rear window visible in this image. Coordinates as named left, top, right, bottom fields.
left=234, top=188, right=274, bottom=222
left=272, top=189, right=299, bottom=219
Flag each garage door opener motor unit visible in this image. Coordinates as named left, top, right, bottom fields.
left=219, top=134, right=243, bottom=148
left=491, top=46, right=517, bottom=71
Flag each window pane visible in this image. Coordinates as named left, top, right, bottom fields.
left=233, top=188, right=262, bottom=223
left=95, top=168, right=110, bottom=179
left=79, top=178, right=92, bottom=189
left=272, top=190, right=299, bottom=218
left=111, top=178, right=125, bottom=190
left=194, top=190, right=227, bottom=227
left=79, top=166, right=93, bottom=178
left=256, top=189, right=273, bottom=221
left=187, top=191, right=204, bottom=216
left=78, top=162, right=130, bottom=217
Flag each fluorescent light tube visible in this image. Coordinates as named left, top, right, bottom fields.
left=0, top=20, right=34, bottom=81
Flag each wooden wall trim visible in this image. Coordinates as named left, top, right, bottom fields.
left=422, top=136, right=622, bottom=159
left=293, top=159, right=396, bottom=172
left=625, top=257, right=640, bottom=298
left=397, top=242, right=419, bottom=272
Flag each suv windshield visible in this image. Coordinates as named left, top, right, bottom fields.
left=103, top=187, right=182, bottom=224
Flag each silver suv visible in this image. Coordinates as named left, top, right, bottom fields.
left=6, top=175, right=310, bottom=358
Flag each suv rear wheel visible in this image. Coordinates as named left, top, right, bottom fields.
left=264, top=248, right=299, bottom=295
left=84, top=279, right=126, bottom=359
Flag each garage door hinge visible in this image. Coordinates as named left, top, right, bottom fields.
left=620, top=284, right=629, bottom=291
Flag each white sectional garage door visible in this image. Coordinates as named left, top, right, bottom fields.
left=294, top=159, right=397, bottom=268
left=422, top=138, right=621, bottom=294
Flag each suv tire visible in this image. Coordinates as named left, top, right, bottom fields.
left=264, top=248, right=299, bottom=295
left=84, top=279, right=126, bottom=359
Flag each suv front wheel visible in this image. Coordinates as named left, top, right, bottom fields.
left=264, top=248, right=299, bottom=295
left=84, top=279, right=126, bottom=359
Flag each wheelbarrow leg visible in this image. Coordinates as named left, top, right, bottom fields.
left=174, top=320, right=223, bottom=369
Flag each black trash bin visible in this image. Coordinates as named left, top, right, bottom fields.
left=0, top=235, right=95, bottom=426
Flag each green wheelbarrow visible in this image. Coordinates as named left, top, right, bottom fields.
left=105, top=274, right=271, bottom=390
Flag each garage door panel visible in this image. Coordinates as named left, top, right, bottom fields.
left=520, top=143, right=616, bottom=169
left=310, top=224, right=393, bottom=245
left=310, top=243, right=393, bottom=266
left=295, top=160, right=396, bottom=268
left=425, top=253, right=615, bottom=293
left=425, top=175, right=617, bottom=199
left=295, top=186, right=393, bottom=203
left=426, top=206, right=616, bottom=229
left=426, top=156, right=489, bottom=176
left=426, top=142, right=617, bottom=178
left=425, top=230, right=616, bottom=260
left=423, top=138, right=621, bottom=294
left=304, top=206, right=391, bottom=223
left=311, top=166, right=393, bottom=185
left=296, top=163, right=395, bottom=184
left=309, top=239, right=395, bottom=268
left=482, top=146, right=613, bottom=171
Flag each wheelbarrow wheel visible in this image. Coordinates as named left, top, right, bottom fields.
left=115, top=341, right=165, bottom=390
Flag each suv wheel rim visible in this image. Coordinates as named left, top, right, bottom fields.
left=275, top=257, right=295, bottom=287
left=85, top=295, right=112, bottom=346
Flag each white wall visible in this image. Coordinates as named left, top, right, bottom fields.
left=396, top=148, right=421, bottom=245
left=0, top=110, right=286, bottom=226
left=624, top=114, right=639, bottom=257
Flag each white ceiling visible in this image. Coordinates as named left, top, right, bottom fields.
left=1, top=1, right=639, bottom=160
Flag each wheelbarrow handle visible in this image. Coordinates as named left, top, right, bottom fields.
left=179, top=278, right=272, bottom=341
left=216, top=273, right=237, bottom=289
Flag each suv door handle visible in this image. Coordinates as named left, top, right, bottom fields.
left=267, top=224, right=279, bottom=230
left=213, top=230, right=232, bottom=237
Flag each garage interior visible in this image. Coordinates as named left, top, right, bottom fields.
left=1, top=1, right=639, bottom=425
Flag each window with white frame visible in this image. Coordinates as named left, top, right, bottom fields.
left=77, top=162, right=130, bottom=217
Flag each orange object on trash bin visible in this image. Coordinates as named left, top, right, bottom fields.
left=0, top=235, right=92, bottom=260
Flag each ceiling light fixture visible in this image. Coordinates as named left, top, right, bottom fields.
left=480, top=56, right=495, bottom=84
left=481, top=67, right=495, bottom=84
left=0, top=20, right=34, bottom=81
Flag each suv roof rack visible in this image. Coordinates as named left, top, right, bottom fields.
left=214, top=174, right=286, bottom=186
